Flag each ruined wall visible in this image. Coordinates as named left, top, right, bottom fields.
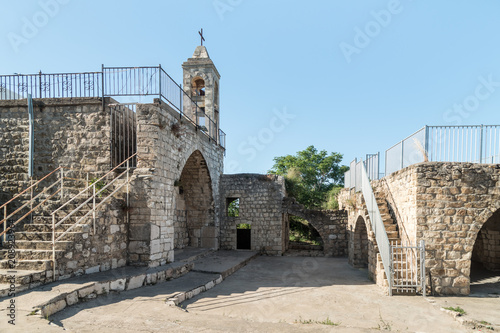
left=129, top=100, right=224, bottom=267
left=219, top=174, right=286, bottom=255
left=283, top=197, right=348, bottom=257
left=0, top=98, right=111, bottom=205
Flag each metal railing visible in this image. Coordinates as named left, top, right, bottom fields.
left=110, top=103, right=137, bottom=168
left=359, top=159, right=393, bottom=295
left=345, top=124, right=500, bottom=187
left=0, top=66, right=226, bottom=150
left=0, top=72, right=102, bottom=99
left=391, top=240, right=426, bottom=296
left=344, top=154, right=380, bottom=191
left=0, top=168, right=66, bottom=240
left=50, top=153, right=137, bottom=280
left=385, top=125, right=500, bottom=176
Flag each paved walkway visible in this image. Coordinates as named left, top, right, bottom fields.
left=2, top=255, right=497, bottom=332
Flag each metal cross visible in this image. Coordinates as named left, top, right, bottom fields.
left=199, top=29, right=205, bottom=46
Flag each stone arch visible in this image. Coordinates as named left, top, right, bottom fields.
left=470, top=205, right=500, bottom=286
left=454, top=200, right=500, bottom=293
left=352, top=215, right=369, bottom=268
left=174, top=150, right=215, bottom=249
left=191, top=76, right=206, bottom=96
left=286, top=213, right=324, bottom=252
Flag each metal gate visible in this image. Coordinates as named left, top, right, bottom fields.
left=391, top=240, right=426, bottom=296
left=109, top=103, right=137, bottom=168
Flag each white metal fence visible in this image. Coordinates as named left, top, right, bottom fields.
left=345, top=124, right=500, bottom=188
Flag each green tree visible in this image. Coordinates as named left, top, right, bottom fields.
left=268, top=145, right=348, bottom=209
left=227, top=198, right=239, bottom=217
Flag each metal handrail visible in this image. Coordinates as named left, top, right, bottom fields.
left=51, top=153, right=137, bottom=280
left=0, top=166, right=62, bottom=211
left=359, top=160, right=393, bottom=295
left=1, top=167, right=64, bottom=238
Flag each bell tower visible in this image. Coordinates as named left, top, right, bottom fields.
left=182, top=44, right=221, bottom=141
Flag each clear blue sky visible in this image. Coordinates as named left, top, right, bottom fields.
left=1, top=0, right=499, bottom=174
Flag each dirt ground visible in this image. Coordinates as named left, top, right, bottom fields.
left=2, top=256, right=498, bottom=332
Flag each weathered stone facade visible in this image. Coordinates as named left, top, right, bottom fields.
left=128, top=100, right=224, bottom=267
left=340, top=162, right=500, bottom=295
left=219, top=174, right=286, bottom=255
left=283, top=197, right=348, bottom=257
left=0, top=97, right=111, bottom=204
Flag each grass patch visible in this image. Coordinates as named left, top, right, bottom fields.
left=295, top=317, right=340, bottom=326
left=443, top=306, right=466, bottom=316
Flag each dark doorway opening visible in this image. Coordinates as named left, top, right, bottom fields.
left=237, top=223, right=251, bottom=250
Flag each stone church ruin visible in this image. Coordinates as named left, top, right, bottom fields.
left=0, top=44, right=499, bottom=297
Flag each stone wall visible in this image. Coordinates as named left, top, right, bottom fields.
left=413, top=163, right=500, bottom=294
left=0, top=98, right=111, bottom=205
left=283, top=197, right=348, bottom=257
left=129, top=100, right=224, bottom=267
left=219, top=174, right=286, bottom=255
left=54, top=197, right=128, bottom=278
left=340, top=162, right=500, bottom=295
left=338, top=189, right=383, bottom=285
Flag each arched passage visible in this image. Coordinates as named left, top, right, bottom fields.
left=471, top=208, right=500, bottom=292
left=174, top=150, right=215, bottom=249
left=352, top=216, right=369, bottom=268
left=286, top=215, right=324, bottom=255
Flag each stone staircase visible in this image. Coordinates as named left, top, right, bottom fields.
left=0, top=173, right=129, bottom=291
left=0, top=194, right=94, bottom=286
left=372, top=189, right=416, bottom=295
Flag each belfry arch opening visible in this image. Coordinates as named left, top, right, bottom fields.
left=174, top=150, right=215, bottom=249
left=471, top=208, right=500, bottom=292
left=192, top=77, right=206, bottom=97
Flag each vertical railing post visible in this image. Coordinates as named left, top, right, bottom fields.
left=38, top=71, right=42, bottom=98
left=92, top=184, right=96, bottom=234
left=101, top=64, right=105, bottom=112
left=400, top=140, right=404, bottom=170
left=2, top=206, right=6, bottom=244
left=158, top=64, right=162, bottom=101
left=377, top=151, right=380, bottom=180
left=180, top=84, right=183, bottom=118
left=60, top=167, right=64, bottom=204
left=389, top=241, right=393, bottom=296
left=479, top=124, right=484, bottom=163
left=424, top=125, right=429, bottom=161
left=420, top=240, right=426, bottom=297
left=52, top=214, right=56, bottom=282
left=126, top=158, right=130, bottom=226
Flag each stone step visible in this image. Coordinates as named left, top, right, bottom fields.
left=0, top=249, right=65, bottom=261
left=13, top=231, right=85, bottom=242
left=23, top=223, right=90, bottom=233
left=384, top=224, right=397, bottom=232
left=386, top=230, right=399, bottom=239
left=14, top=240, right=73, bottom=251
left=0, top=259, right=52, bottom=271
left=0, top=268, right=49, bottom=284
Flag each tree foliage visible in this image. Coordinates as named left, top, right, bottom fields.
left=268, top=145, right=348, bottom=209
left=227, top=198, right=239, bottom=217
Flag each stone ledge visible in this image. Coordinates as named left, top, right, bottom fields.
left=30, top=261, right=193, bottom=318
